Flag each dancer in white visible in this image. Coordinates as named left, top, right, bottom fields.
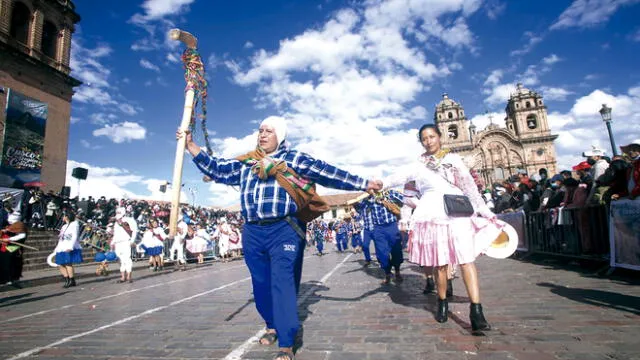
left=217, top=218, right=231, bottom=262
left=110, top=207, right=138, bottom=283
left=140, top=219, right=166, bottom=271
left=53, top=211, right=82, bottom=288
left=170, top=220, right=188, bottom=270
left=186, top=222, right=209, bottom=264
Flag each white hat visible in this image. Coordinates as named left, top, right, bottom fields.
left=484, top=220, right=519, bottom=259
left=582, top=145, right=606, bottom=157
left=260, top=116, right=287, bottom=146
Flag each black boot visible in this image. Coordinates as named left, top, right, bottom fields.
left=68, top=278, right=77, bottom=287
left=446, top=279, right=453, bottom=298
left=435, top=298, right=448, bottom=323
left=63, top=277, right=70, bottom=288
left=423, top=277, right=435, bottom=294
left=470, top=303, right=491, bottom=331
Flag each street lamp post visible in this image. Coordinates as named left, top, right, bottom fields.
left=599, top=103, right=618, bottom=157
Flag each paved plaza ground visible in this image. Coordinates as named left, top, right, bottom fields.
left=1, top=248, right=639, bottom=360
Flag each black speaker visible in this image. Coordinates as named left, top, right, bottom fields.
left=159, top=184, right=167, bottom=193
left=72, top=167, right=88, bottom=180
left=61, top=186, right=71, bottom=198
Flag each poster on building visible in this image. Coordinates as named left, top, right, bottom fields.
left=0, top=89, right=48, bottom=189
left=609, top=199, right=640, bottom=271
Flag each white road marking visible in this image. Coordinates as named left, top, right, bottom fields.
left=223, top=253, right=353, bottom=360
left=1, top=263, right=247, bottom=324
left=6, top=276, right=252, bottom=360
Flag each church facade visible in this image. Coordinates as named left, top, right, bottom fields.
left=434, top=84, right=558, bottom=185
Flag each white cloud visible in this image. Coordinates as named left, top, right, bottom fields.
left=539, top=86, right=573, bottom=101
left=510, top=31, right=543, bottom=57
left=70, top=116, right=81, bottom=124
left=483, top=83, right=516, bottom=106
left=549, top=87, right=640, bottom=169
left=129, top=0, right=196, bottom=52
left=166, top=52, right=180, bottom=63
left=467, top=111, right=503, bottom=132
left=89, top=113, right=118, bottom=125
left=484, top=69, right=503, bottom=86
left=140, top=58, right=161, bottom=72
left=629, top=28, right=640, bottom=41
left=485, top=0, right=506, bottom=20
left=542, top=54, right=562, bottom=65
left=65, top=160, right=185, bottom=201
left=93, top=122, right=147, bottom=143
left=118, top=103, right=138, bottom=115
left=244, top=41, right=254, bottom=49
left=80, top=139, right=102, bottom=150
left=550, top=0, right=640, bottom=30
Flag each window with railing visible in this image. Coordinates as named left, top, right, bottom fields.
left=42, top=21, right=59, bottom=59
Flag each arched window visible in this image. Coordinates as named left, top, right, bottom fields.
left=447, top=125, right=458, bottom=139
left=527, top=114, right=537, bottom=129
left=41, top=21, right=58, bottom=59
left=525, top=101, right=531, bottom=108
left=538, top=100, right=543, bottom=105
left=448, top=112, right=453, bottom=119
left=10, top=2, right=31, bottom=44
left=515, top=103, right=519, bottom=108
left=438, top=114, right=442, bottom=120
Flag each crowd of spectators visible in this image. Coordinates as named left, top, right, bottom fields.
left=483, top=142, right=639, bottom=216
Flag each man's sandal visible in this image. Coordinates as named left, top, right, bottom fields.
left=259, top=332, right=277, bottom=346
left=273, top=351, right=295, bottom=360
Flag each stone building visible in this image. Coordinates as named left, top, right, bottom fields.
left=0, top=0, right=80, bottom=191
left=434, top=83, right=558, bottom=185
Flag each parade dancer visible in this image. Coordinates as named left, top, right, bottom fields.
left=140, top=219, right=165, bottom=271
left=0, top=209, right=27, bottom=288
left=352, top=190, right=405, bottom=284
left=54, top=211, right=82, bottom=288
left=313, top=220, right=325, bottom=256
left=382, top=124, right=500, bottom=331
left=186, top=222, right=209, bottom=264
left=170, top=219, right=188, bottom=270
left=110, top=207, right=138, bottom=283
left=179, top=116, right=381, bottom=360
left=357, top=205, right=375, bottom=267
left=334, top=219, right=350, bottom=253
left=350, top=212, right=363, bottom=254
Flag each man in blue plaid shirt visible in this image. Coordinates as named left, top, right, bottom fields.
left=353, top=190, right=405, bottom=285
left=178, top=116, right=381, bottom=360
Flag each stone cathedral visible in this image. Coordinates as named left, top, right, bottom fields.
left=435, top=83, right=558, bottom=185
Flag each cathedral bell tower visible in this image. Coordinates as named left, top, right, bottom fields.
left=505, top=83, right=552, bottom=139
left=434, top=93, right=472, bottom=150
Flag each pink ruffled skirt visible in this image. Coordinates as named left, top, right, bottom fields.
left=408, top=216, right=503, bottom=267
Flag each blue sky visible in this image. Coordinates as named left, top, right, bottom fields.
left=67, top=0, right=640, bottom=207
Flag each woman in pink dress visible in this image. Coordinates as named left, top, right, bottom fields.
left=383, top=124, right=501, bottom=331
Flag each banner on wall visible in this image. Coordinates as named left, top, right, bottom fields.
left=0, top=89, right=48, bottom=189
left=609, top=199, right=640, bottom=271
left=497, top=210, right=527, bottom=251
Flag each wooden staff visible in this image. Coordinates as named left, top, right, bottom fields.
left=0, top=240, right=39, bottom=251
left=168, top=28, right=198, bottom=238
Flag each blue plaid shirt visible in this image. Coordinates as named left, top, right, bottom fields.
left=192, top=143, right=368, bottom=222
left=353, top=190, right=403, bottom=226
left=335, top=221, right=351, bottom=235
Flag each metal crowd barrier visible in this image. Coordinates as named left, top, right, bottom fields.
left=524, top=205, right=609, bottom=259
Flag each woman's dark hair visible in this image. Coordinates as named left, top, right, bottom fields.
left=417, top=124, right=442, bottom=142
left=64, top=211, right=76, bottom=222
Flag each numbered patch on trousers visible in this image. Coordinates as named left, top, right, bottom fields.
left=283, top=244, right=296, bottom=252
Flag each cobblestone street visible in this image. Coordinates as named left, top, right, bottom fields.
left=1, top=249, right=639, bottom=360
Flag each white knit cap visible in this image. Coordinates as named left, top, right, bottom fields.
left=260, top=116, right=287, bottom=146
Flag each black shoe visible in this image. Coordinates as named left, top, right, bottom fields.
left=446, top=279, right=453, bottom=298
left=423, top=277, right=435, bottom=294
left=68, top=278, right=76, bottom=287
left=435, top=298, right=448, bottom=323
left=363, top=261, right=371, bottom=267
left=63, top=277, right=70, bottom=288
left=9, top=281, right=22, bottom=289
left=470, top=303, right=491, bottom=331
